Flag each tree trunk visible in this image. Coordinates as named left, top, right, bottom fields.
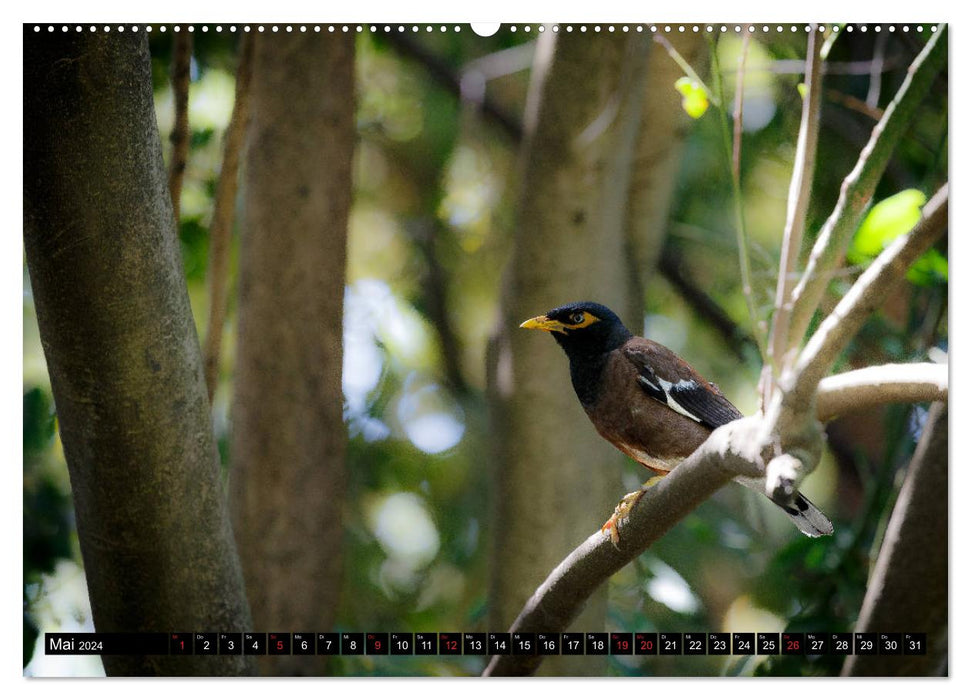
left=229, top=33, right=355, bottom=675
left=487, top=31, right=649, bottom=676
left=23, top=30, right=255, bottom=676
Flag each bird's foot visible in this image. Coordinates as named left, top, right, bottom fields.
left=601, top=475, right=666, bottom=548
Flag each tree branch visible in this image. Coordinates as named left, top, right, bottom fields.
left=785, top=184, right=948, bottom=408
left=383, top=32, right=523, bottom=142
left=482, top=418, right=764, bottom=676
left=765, top=25, right=823, bottom=399
left=167, top=32, right=192, bottom=225
left=754, top=182, right=947, bottom=508
left=202, top=34, right=255, bottom=401
left=815, top=362, right=947, bottom=422
left=658, top=246, right=756, bottom=361
left=842, top=402, right=948, bottom=676
left=482, top=353, right=946, bottom=676
left=785, top=25, right=947, bottom=353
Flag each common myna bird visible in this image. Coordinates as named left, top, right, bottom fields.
left=520, top=301, right=833, bottom=544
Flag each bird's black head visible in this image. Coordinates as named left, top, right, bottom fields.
left=520, top=301, right=633, bottom=361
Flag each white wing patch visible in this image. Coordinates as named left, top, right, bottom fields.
left=638, top=375, right=661, bottom=392
left=657, top=378, right=704, bottom=423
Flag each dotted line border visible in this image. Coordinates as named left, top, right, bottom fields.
left=31, top=24, right=941, bottom=35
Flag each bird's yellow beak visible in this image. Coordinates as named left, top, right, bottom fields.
left=520, top=315, right=568, bottom=334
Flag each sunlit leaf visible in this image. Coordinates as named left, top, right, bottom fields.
left=852, top=189, right=927, bottom=259
left=848, top=189, right=946, bottom=285
left=796, top=82, right=807, bottom=99
left=675, top=76, right=709, bottom=119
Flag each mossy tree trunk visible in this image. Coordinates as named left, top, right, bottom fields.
left=229, top=33, right=355, bottom=675
left=23, top=29, right=255, bottom=676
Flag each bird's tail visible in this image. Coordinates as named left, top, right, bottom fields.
left=779, top=492, right=834, bottom=538
left=735, top=477, right=834, bottom=537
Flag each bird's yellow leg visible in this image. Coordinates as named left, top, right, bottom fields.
left=601, top=474, right=667, bottom=547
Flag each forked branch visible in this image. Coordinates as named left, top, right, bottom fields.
left=784, top=25, right=946, bottom=354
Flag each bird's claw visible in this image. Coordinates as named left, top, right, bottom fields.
left=601, top=489, right=647, bottom=549
left=600, top=476, right=666, bottom=548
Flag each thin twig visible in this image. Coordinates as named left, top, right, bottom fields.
left=764, top=25, right=823, bottom=404
left=769, top=55, right=905, bottom=76
left=658, top=247, right=756, bottom=361
left=407, top=220, right=471, bottom=396
left=826, top=88, right=884, bottom=121
left=202, top=34, right=255, bottom=401
left=653, top=32, right=719, bottom=106
left=820, top=24, right=844, bottom=60
left=784, top=25, right=947, bottom=354
left=866, top=30, right=889, bottom=109
left=711, top=30, right=765, bottom=360
left=731, top=30, right=748, bottom=186
left=168, top=33, right=193, bottom=225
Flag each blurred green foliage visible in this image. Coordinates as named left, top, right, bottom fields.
left=24, top=25, right=947, bottom=676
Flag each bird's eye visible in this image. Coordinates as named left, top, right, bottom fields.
left=569, top=312, right=585, bottom=325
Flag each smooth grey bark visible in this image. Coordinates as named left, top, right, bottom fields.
left=487, top=31, right=649, bottom=676
left=23, top=30, right=255, bottom=675
left=229, top=33, right=354, bottom=675
left=842, top=403, right=948, bottom=677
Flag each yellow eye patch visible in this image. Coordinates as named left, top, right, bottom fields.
left=562, top=312, right=600, bottom=330
left=520, top=312, right=601, bottom=334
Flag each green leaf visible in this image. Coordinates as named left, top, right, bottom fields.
left=907, top=247, right=948, bottom=285
left=851, top=189, right=927, bottom=260
left=849, top=189, right=946, bottom=286
left=796, top=82, right=807, bottom=99
left=675, top=76, right=709, bottom=119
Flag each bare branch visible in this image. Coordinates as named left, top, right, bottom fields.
left=786, top=184, right=948, bottom=407
left=825, top=88, right=883, bottom=121
left=757, top=184, right=946, bottom=501
left=785, top=26, right=947, bottom=353
left=765, top=26, right=823, bottom=400
left=816, top=362, right=947, bottom=422
left=658, top=246, right=756, bottom=361
left=866, top=31, right=889, bottom=109
left=731, top=30, right=749, bottom=187
left=481, top=354, right=948, bottom=676
left=167, top=33, right=192, bottom=225
left=482, top=418, right=764, bottom=676
left=202, top=34, right=255, bottom=401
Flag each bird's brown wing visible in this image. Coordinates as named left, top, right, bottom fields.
left=623, top=340, right=743, bottom=431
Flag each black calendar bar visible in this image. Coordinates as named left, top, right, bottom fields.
left=42, top=631, right=928, bottom=655
left=45, top=633, right=169, bottom=655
